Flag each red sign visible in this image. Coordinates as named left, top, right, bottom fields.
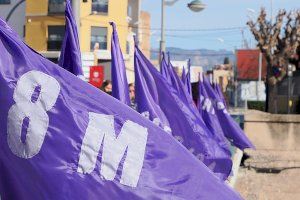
left=89, top=66, right=104, bottom=88
left=236, top=49, right=267, bottom=80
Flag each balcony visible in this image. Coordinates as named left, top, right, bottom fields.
left=48, top=0, right=66, bottom=15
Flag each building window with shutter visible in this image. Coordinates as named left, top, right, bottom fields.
left=48, top=0, right=65, bottom=14
left=91, top=27, right=107, bottom=51
left=47, top=25, right=65, bottom=51
left=92, top=0, right=108, bottom=14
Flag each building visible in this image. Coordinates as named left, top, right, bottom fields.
left=139, top=11, right=151, bottom=59
left=170, top=60, right=203, bottom=83
left=236, top=49, right=267, bottom=104
left=0, top=0, right=26, bottom=38
left=25, top=0, right=142, bottom=84
left=190, top=66, right=203, bottom=83
left=236, top=49, right=267, bottom=81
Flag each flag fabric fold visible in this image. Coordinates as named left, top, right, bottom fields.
left=167, top=55, right=198, bottom=116
left=110, top=22, right=131, bottom=106
left=135, top=45, right=233, bottom=180
left=181, top=66, right=186, bottom=84
left=198, top=73, right=232, bottom=180
left=214, top=82, right=227, bottom=107
left=0, top=19, right=242, bottom=200
left=160, top=52, right=172, bottom=84
left=182, top=59, right=192, bottom=96
left=202, top=76, right=255, bottom=150
left=58, top=0, right=84, bottom=77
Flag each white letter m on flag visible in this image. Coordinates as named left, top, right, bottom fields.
left=77, top=113, right=148, bottom=187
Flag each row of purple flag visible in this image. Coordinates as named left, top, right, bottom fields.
left=0, top=1, right=248, bottom=199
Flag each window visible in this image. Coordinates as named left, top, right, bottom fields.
left=127, top=5, right=132, bottom=18
left=92, top=0, right=108, bottom=14
left=91, top=27, right=107, bottom=50
left=0, top=0, right=10, bottom=4
left=48, top=0, right=65, bottom=14
left=47, top=26, right=65, bottom=51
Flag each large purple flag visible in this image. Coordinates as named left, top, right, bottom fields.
left=135, top=45, right=233, bottom=180
left=0, top=19, right=241, bottom=199
left=198, top=74, right=232, bottom=180
left=110, top=22, right=131, bottom=106
left=202, top=76, right=254, bottom=150
left=58, top=0, right=84, bottom=77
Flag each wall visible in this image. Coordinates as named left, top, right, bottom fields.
left=236, top=110, right=300, bottom=200
left=25, top=0, right=64, bottom=51
left=79, top=0, right=129, bottom=53
left=139, top=11, right=150, bottom=59
left=25, top=16, right=64, bottom=52
left=25, top=0, right=129, bottom=53
left=244, top=110, right=300, bottom=151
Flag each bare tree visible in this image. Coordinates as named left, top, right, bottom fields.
left=247, top=8, right=300, bottom=85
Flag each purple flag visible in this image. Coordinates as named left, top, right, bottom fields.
left=202, top=76, right=254, bottom=150
left=110, top=22, right=131, bottom=106
left=135, top=45, right=233, bottom=180
left=135, top=51, right=171, bottom=133
left=0, top=18, right=19, bottom=37
left=181, top=66, right=186, bottom=83
left=182, top=59, right=192, bottom=96
left=186, top=59, right=192, bottom=95
left=214, top=83, right=227, bottom=107
left=167, top=55, right=197, bottom=115
left=0, top=19, right=241, bottom=199
left=167, top=55, right=187, bottom=100
left=160, top=52, right=172, bottom=84
left=58, top=0, right=84, bottom=77
left=198, top=74, right=232, bottom=180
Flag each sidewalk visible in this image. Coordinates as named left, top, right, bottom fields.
left=235, top=110, right=300, bottom=200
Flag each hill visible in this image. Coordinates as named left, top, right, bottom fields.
left=151, top=47, right=235, bottom=71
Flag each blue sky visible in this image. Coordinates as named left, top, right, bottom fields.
left=141, top=0, right=299, bottom=51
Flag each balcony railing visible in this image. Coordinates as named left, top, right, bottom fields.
left=47, top=40, right=63, bottom=51
left=91, top=41, right=107, bottom=51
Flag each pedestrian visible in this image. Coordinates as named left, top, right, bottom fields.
left=101, top=80, right=112, bottom=95
left=128, top=83, right=137, bottom=110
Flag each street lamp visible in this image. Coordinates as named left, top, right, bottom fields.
left=159, top=0, right=206, bottom=67
left=187, top=0, right=206, bottom=12
left=5, top=0, right=25, bottom=22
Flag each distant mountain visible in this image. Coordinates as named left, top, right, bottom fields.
left=151, top=47, right=235, bottom=71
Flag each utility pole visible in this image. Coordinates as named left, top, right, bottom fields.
left=158, top=0, right=205, bottom=68
left=159, top=0, right=166, bottom=68
left=287, top=64, right=293, bottom=114
left=257, top=52, right=263, bottom=101
left=241, top=29, right=249, bottom=49
left=72, top=0, right=80, bottom=35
